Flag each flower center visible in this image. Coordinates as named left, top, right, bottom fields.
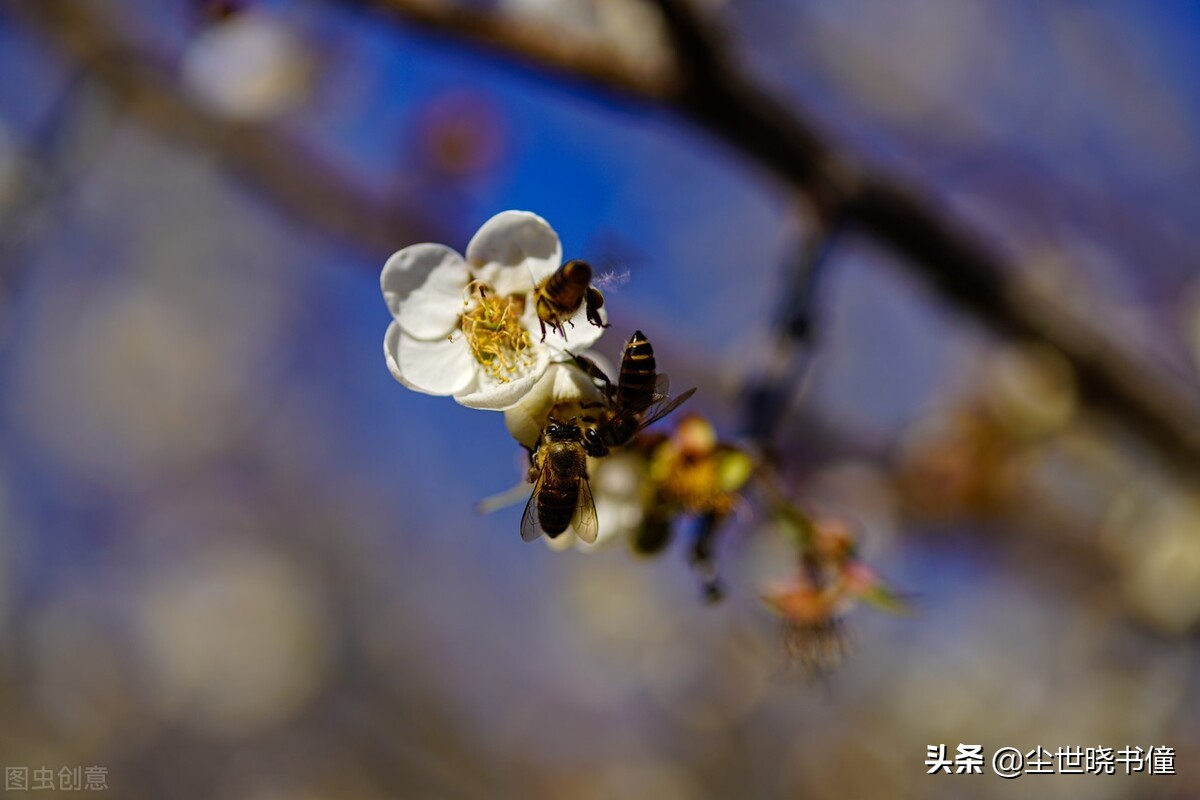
left=669, top=461, right=732, bottom=514
left=459, top=284, right=532, bottom=382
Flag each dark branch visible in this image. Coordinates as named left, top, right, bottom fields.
left=742, top=215, right=842, bottom=444
left=348, top=0, right=682, bottom=99
left=356, top=0, right=1200, bottom=476
left=8, top=0, right=435, bottom=260
left=15, top=0, right=1200, bottom=475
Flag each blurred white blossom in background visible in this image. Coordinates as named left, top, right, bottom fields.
left=135, top=535, right=331, bottom=736
left=182, top=10, right=313, bottom=121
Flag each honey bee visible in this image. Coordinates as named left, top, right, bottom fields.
left=575, top=330, right=696, bottom=457
left=533, top=259, right=608, bottom=341
left=520, top=418, right=599, bottom=543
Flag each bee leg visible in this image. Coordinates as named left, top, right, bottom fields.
left=586, top=308, right=609, bottom=329
left=585, top=289, right=608, bottom=329
left=538, top=318, right=547, bottom=342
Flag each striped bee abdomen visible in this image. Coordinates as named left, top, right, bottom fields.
left=535, top=441, right=586, bottom=537
left=536, top=484, right=578, bottom=536
left=617, top=330, right=658, bottom=411
left=544, top=260, right=591, bottom=306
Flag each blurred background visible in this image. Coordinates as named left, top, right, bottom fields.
left=2, top=0, right=1200, bottom=798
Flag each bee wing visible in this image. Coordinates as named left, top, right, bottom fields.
left=638, top=386, right=697, bottom=429
left=570, top=476, right=599, bottom=544
left=653, top=373, right=669, bottom=398
left=519, top=467, right=546, bottom=542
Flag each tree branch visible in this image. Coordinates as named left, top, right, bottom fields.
left=346, top=0, right=682, bottom=100
left=741, top=215, right=842, bottom=444
left=354, top=0, right=1200, bottom=476
left=6, top=0, right=434, bottom=260
left=15, top=0, right=1200, bottom=475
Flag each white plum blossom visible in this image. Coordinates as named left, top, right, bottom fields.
left=182, top=11, right=312, bottom=121
left=382, top=211, right=607, bottom=410
left=503, top=361, right=607, bottom=448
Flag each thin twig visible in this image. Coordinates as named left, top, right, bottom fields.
left=741, top=213, right=842, bottom=445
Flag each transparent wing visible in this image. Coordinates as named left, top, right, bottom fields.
left=519, top=467, right=546, bottom=542
left=607, top=374, right=671, bottom=427
left=569, top=476, right=599, bottom=544
left=639, top=386, right=697, bottom=429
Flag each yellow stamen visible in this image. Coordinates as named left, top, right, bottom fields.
left=459, top=283, right=533, bottom=382
left=654, top=447, right=738, bottom=516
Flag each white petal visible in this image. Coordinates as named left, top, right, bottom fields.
left=525, top=256, right=559, bottom=286
left=466, top=211, right=562, bottom=287
left=383, top=321, right=417, bottom=390
left=543, top=530, right=577, bottom=552
left=503, top=362, right=606, bottom=446
left=455, top=346, right=551, bottom=410
left=536, top=299, right=608, bottom=354
left=592, top=450, right=644, bottom=500
left=381, top=243, right=469, bottom=339
left=503, top=407, right=543, bottom=450
left=591, top=497, right=639, bottom=549
left=396, top=329, right=476, bottom=396
left=488, top=265, right=536, bottom=298
left=181, top=12, right=310, bottom=122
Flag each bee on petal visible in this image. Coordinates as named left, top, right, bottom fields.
left=521, top=418, right=599, bottom=543
left=532, top=259, right=608, bottom=341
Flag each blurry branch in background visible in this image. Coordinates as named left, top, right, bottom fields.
left=694, top=211, right=837, bottom=608
left=741, top=210, right=842, bottom=445
left=0, top=68, right=119, bottom=327
left=6, top=0, right=432, bottom=260
left=349, top=0, right=1200, bottom=480
left=12, top=0, right=1200, bottom=478
left=344, top=0, right=683, bottom=99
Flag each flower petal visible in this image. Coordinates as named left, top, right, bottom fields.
left=487, top=264, right=537, bottom=298
left=383, top=321, right=417, bottom=390
left=592, top=497, right=640, bottom=549
left=524, top=257, right=559, bottom=287
left=395, top=328, right=476, bottom=396
left=466, top=211, right=562, bottom=287
left=382, top=243, right=469, bottom=339
left=503, top=362, right=606, bottom=446
left=543, top=530, right=577, bottom=552
left=455, top=346, right=551, bottom=410
left=535, top=299, right=607, bottom=354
